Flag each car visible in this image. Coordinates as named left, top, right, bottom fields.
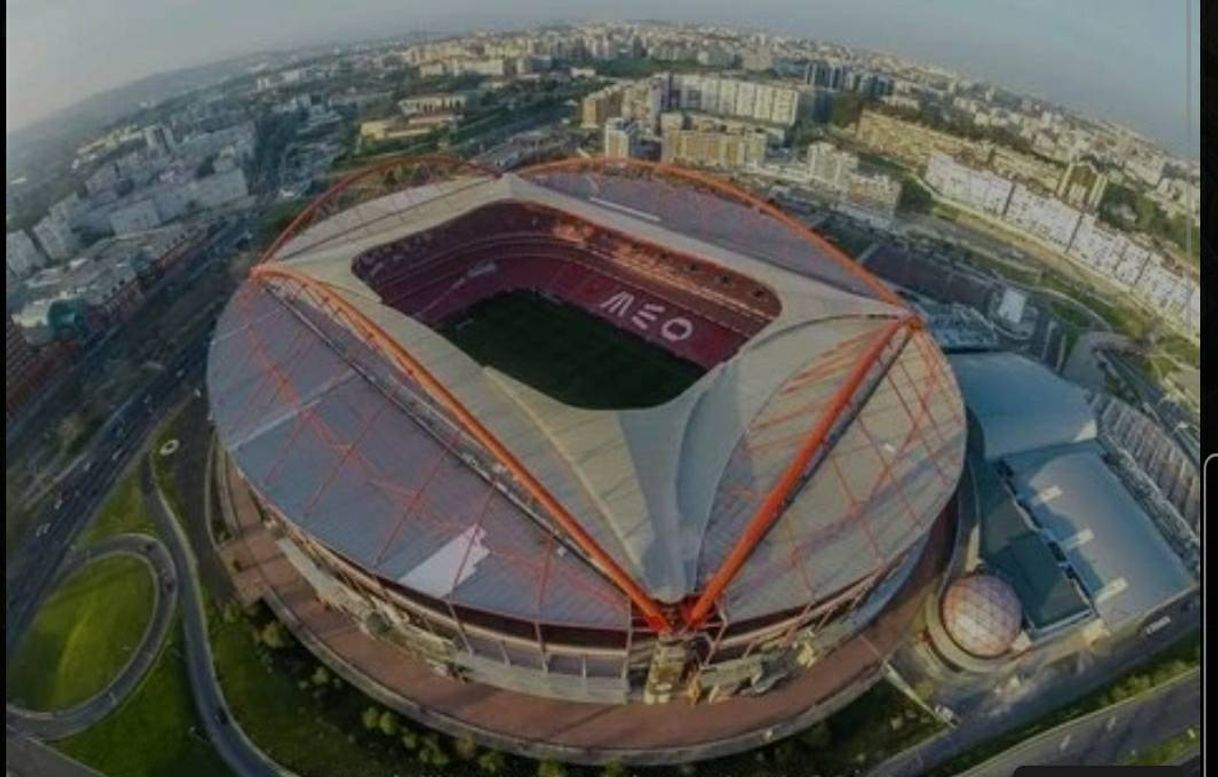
left=35, top=522, right=51, bottom=538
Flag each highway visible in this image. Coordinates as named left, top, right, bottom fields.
left=6, top=217, right=251, bottom=660
left=5, top=337, right=211, bottom=659
left=956, top=669, right=1200, bottom=775
left=871, top=612, right=1200, bottom=777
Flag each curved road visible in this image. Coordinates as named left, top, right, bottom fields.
left=140, top=458, right=291, bottom=777
left=6, top=534, right=176, bottom=739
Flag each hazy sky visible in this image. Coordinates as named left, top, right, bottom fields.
left=5, top=0, right=1200, bottom=156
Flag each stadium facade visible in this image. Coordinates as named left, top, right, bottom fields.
left=207, top=157, right=967, bottom=715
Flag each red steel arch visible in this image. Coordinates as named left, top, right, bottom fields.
left=518, top=156, right=909, bottom=310
left=249, top=263, right=674, bottom=633
left=261, top=154, right=501, bottom=264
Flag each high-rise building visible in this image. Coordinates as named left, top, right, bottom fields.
left=1056, top=160, right=1108, bottom=212
left=805, top=142, right=859, bottom=193
left=143, top=124, right=177, bottom=156
left=660, top=128, right=767, bottom=169
left=669, top=75, right=799, bottom=127
left=925, top=153, right=1015, bottom=216
left=841, top=171, right=902, bottom=226
left=603, top=118, right=639, bottom=159
left=32, top=214, right=79, bottom=261
left=855, top=110, right=989, bottom=169
left=6, top=317, right=68, bottom=424
left=581, top=86, right=625, bottom=128
left=1002, top=184, right=1082, bottom=250
left=6, top=230, right=47, bottom=278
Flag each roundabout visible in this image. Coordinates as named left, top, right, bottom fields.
left=6, top=534, right=177, bottom=740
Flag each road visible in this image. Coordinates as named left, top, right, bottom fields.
left=5, top=338, right=210, bottom=659
left=871, top=612, right=1200, bottom=777
left=956, top=669, right=1200, bottom=775
left=141, top=459, right=290, bottom=777
left=6, top=215, right=254, bottom=658
left=6, top=534, right=176, bottom=740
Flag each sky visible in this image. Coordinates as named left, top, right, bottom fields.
left=4, top=0, right=1200, bottom=156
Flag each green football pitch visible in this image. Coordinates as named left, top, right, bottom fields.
left=439, top=290, right=705, bottom=409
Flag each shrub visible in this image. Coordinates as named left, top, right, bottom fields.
left=453, top=735, right=480, bottom=760
left=477, top=750, right=507, bottom=774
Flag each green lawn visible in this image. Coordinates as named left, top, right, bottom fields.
left=153, top=417, right=188, bottom=524
left=79, top=470, right=156, bottom=546
left=7, top=555, right=156, bottom=711
left=1126, top=725, right=1199, bottom=765
left=440, top=290, right=704, bottom=409
left=57, top=617, right=234, bottom=777
left=208, top=598, right=484, bottom=777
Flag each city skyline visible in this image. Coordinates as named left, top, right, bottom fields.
left=5, top=0, right=1201, bottom=158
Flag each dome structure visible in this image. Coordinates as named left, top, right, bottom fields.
left=941, top=574, right=1023, bottom=658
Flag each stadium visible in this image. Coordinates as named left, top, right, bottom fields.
left=207, top=156, right=967, bottom=754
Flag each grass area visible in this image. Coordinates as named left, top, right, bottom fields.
left=211, top=588, right=942, bottom=777
left=79, top=469, right=156, bottom=546
left=440, top=290, right=705, bottom=409
left=929, top=631, right=1201, bottom=776
left=7, top=555, right=156, bottom=711
left=208, top=597, right=532, bottom=776
left=153, top=416, right=187, bottom=524
left=1126, top=725, right=1199, bottom=765
left=57, top=616, right=234, bottom=777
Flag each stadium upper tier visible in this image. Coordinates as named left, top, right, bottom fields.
left=208, top=158, right=967, bottom=641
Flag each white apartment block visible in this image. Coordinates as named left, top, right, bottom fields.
left=1130, top=258, right=1191, bottom=318
left=1002, top=184, right=1081, bottom=250
left=603, top=118, right=639, bottom=159
left=925, top=153, right=1013, bottom=216
left=32, top=214, right=79, bottom=261
left=805, top=142, right=858, bottom=193
left=669, top=74, right=799, bottom=127
left=6, top=230, right=47, bottom=278
left=399, top=93, right=468, bottom=116
left=108, top=199, right=163, bottom=236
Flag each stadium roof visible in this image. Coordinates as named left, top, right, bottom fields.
left=949, top=351, right=1096, bottom=461
left=1005, top=443, right=1194, bottom=633
left=208, top=159, right=967, bottom=632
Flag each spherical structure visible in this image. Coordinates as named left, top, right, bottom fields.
left=207, top=156, right=966, bottom=758
left=941, top=574, right=1023, bottom=658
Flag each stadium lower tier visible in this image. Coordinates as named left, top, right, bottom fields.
left=353, top=201, right=779, bottom=375
left=238, top=467, right=947, bottom=706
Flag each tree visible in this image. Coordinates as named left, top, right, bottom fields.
left=401, top=729, right=419, bottom=751
left=477, top=750, right=507, bottom=774
left=831, top=93, right=865, bottom=128
left=259, top=620, right=288, bottom=649
left=453, top=735, right=480, bottom=761
left=377, top=710, right=399, bottom=737
left=310, top=665, right=330, bottom=686
left=897, top=177, right=934, bottom=214
left=537, top=759, right=568, bottom=777
left=601, top=760, right=628, bottom=777
left=361, top=706, right=381, bottom=731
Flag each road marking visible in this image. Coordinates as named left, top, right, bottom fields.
left=1059, top=733, right=1072, bottom=751
left=1106, top=715, right=1117, bottom=731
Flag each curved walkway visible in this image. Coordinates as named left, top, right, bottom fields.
left=6, top=534, right=176, bottom=739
